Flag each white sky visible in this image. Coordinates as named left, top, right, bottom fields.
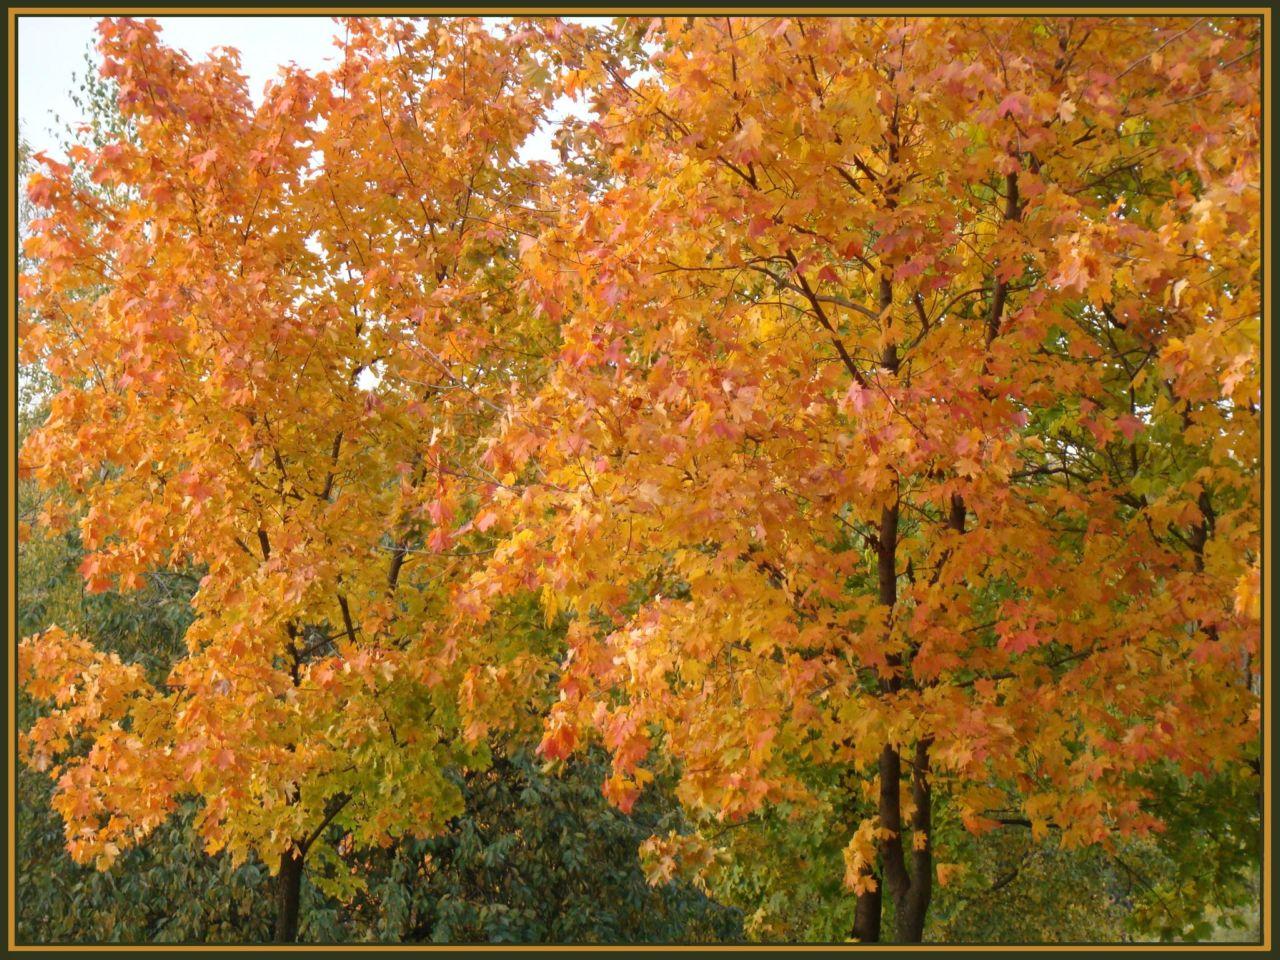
left=17, top=15, right=604, bottom=162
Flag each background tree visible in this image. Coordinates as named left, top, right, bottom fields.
left=311, top=748, right=741, bottom=944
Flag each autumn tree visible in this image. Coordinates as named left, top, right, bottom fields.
left=471, top=15, right=1262, bottom=942
left=18, top=15, right=583, bottom=941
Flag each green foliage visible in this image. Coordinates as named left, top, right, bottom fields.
left=695, top=762, right=1261, bottom=945
left=1123, top=765, right=1262, bottom=941
left=306, top=751, right=742, bottom=944
left=17, top=782, right=272, bottom=944
left=927, top=829, right=1130, bottom=943
left=926, top=764, right=1261, bottom=944
left=703, top=765, right=864, bottom=942
left=63, top=44, right=135, bottom=150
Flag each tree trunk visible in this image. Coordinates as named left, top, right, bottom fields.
left=852, top=879, right=882, bottom=942
left=274, top=848, right=305, bottom=943
left=872, top=739, right=935, bottom=943
left=896, top=739, right=933, bottom=942
left=854, top=100, right=916, bottom=947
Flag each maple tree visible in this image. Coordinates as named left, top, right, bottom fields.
left=469, top=14, right=1263, bottom=942
left=17, top=14, right=1263, bottom=946
left=18, top=15, right=579, bottom=941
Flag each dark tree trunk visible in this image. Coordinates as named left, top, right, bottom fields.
left=896, top=739, right=933, bottom=942
left=852, top=878, right=882, bottom=942
left=852, top=97, right=936, bottom=946
left=274, top=848, right=305, bottom=943
left=872, top=739, right=935, bottom=943
left=877, top=744, right=908, bottom=899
